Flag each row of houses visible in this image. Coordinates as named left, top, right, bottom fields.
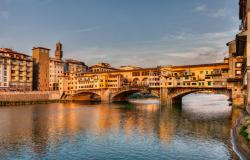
left=0, top=42, right=144, bottom=92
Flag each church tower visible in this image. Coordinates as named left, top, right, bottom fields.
left=55, top=42, right=63, bottom=60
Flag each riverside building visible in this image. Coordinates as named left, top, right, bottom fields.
left=0, top=48, right=33, bottom=91
left=49, top=42, right=65, bottom=91
left=32, top=47, right=50, bottom=91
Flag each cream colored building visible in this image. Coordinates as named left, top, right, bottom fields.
left=49, top=58, right=64, bottom=90
left=0, top=48, right=33, bottom=91
left=65, top=59, right=87, bottom=74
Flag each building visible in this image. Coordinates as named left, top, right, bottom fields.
left=0, top=48, right=33, bottom=91
left=119, top=65, right=142, bottom=70
left=89, top=62, right=119, bottom=72
left=49, top=42, right=65, bottom=91
left=32, top=47, right=50, bottom=91
left=59, top=68, right=160, bottom=95
left=160, top=63, right=229, bottom=88
left=65, top=59, right=87, bottom=73
left=229, top=0, right=250, bottom=104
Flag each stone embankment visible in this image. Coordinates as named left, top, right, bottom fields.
left=233, top=115, right=250, bottom=159
left=0, top=91, right=67, bottom=106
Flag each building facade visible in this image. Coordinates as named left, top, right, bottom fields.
left=65, top=59, right=87, bottom=73
left=228, top=0, right=250, bottom=104
left=89, top=62, right=119, bottom=72
left=32, top=47, right=50, bottom=91
left=0, top=48, right=33, bottom=91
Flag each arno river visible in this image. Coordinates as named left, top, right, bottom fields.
left=0, top=94, right=243, bottom=160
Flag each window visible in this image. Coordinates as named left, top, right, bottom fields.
left=142, top=71, right=149, bottom=76
left=208, top=82, right=212, bottom=86
left=236, top=62, right=242, bottom=68
left=234, top=82, right=238, bottom=87
left=132, top=72, right=140, bottom=77
left=236, top=70, right=242, bottom=75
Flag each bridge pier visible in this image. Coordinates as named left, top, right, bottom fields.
left=231, top=90, right=245, bottom=107
left=160, top=88, right=182, bottom=105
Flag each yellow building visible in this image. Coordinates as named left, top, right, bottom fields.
left=160, top=63, right=229, bottom=88
left=0, top=48, right=33, bottom=91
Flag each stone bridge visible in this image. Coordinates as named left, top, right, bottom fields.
left=62, top=85, right=160, bottom=103
left=59, top=62, right=245, bottom=106
left=62, top=85, right=241, bottom=105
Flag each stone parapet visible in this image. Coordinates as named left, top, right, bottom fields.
left=0, top=91, right=60, bottom=101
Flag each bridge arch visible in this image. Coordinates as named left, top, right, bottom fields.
left=132, top=78, right=140, bottom=85
left=165, top=88, right=231, bottom=104
left=112, top=89, right=142, bottom=102
left=142, top=78, right=149, bottom=86
left=72, top=91, right=101, bottom=102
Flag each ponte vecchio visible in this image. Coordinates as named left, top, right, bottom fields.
left=59, top=41, right=244, bottom=106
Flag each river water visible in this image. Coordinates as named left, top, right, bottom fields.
left=0, top=94, right=242, bottom=160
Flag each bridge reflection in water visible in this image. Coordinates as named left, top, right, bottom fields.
left=0, top=94, right=240, bottom=159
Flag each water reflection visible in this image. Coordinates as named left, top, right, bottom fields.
left=0, top=94, right=239, bottom=160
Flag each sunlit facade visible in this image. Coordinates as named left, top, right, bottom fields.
left=0, top=48, right=33, bottom=91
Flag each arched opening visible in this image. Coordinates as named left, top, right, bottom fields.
left=141, top=78, right=149, bottom=86
left=113, top=89, right=160, bottom=102
left=170, top=89, right=231, bottom=105
left=112, top=90, right=141, bottom=102
left=72, top=92, right=101, bottom=102
left=181, top=92, right=232, bottom=120
left=132, top=78, right=140, bottom=86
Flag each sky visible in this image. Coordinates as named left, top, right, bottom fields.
left=0, top=0, right=240, bottom=67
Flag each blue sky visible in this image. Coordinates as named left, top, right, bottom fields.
left=0, top=0, right=239, bottom=67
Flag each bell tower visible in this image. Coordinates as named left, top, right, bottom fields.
left=55, top=42, right=63, bottom=60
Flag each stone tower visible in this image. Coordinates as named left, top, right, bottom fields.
left=55, top=42, right=63, bottom=60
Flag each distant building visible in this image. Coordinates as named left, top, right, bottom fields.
left=32, top=47, right=50, bottom=91
left=119, top=65, right=142, bottom=70
left=49, top=42, right=65, bottom=91
left=65, top=59, right=87, bottom=73
left=0, top=48, right=33, bottom=91
left=90, top=62, right=118, bottom=72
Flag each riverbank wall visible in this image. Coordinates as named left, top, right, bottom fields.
left=0, top=91, right=67, bottom=106
left=233, top=116, right=250, bottom=159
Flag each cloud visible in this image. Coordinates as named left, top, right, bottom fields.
left=0, top=11, right=9, bottom=19
left=208, top=8, right=229, bottom=18
left=194, top=4, right=207, bottom=12
left=194, top=4, right=231, bottom=18
left=72, top=26, right=101, bottom=33
left=65, top=28, right=237, bottom=68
